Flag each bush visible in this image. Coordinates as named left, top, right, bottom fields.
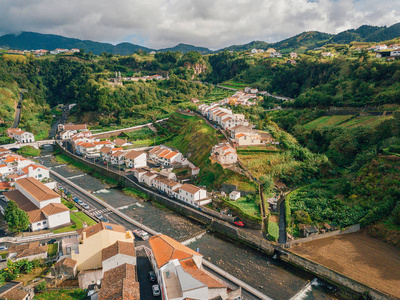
left=35, top=282, right=47, bottom=293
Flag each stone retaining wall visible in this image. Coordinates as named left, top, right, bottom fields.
left=285, top=224, right=360, bottom=248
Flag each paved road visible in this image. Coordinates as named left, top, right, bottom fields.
left=11, top=93, right=23, bottom=128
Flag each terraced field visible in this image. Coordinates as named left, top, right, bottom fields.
left=303, top=115, right=391, bottom=131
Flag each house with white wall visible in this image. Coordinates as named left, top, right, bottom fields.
left=13, top=130, right=35, bottom=143
left=124, top=150, right=147, bottom=168
left=174, top=183, right=211, bottom=207
left=3, top=177, right=70, bottom=231
left=211, top=143, right=238, bottom=165
left=148, top=234, right=239, bottom=300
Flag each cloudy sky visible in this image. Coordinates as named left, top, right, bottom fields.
left=0, top=0, right=399, bottom=49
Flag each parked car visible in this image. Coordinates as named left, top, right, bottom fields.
left=0, top=245, right=8, bottom=251
left=133, top=229, right=150, bottom=240
left=234, top=221, right=245, bottom=227
left=73, top=197, right=80, bottom=203
left=149, top=271, right=156, bottom=282
left=103, top=161, right=107, bottom=165
left=152, top=284, right=161, bottom=296
left=100, top=216, right=109, bottom=223
left=48, top=239, right=57, bottom=244
left=77, top=200, right=84, bottom=205
left=81, top=203, right=90, bottom=210
left=96, top=213, right=103, bottom=220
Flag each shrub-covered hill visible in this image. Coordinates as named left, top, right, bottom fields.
left=164, top=113, right=257, bottom=191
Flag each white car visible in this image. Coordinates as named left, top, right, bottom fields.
left=0, top=245, right=8, bottom=251
left=152, top=284, right=160, bottom=296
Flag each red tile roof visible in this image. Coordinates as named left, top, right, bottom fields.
left=102, top=240, right=135, bottom=262
left=16, top=177, right=60, bottom=201
left=149, top=234, right=202, bottom=269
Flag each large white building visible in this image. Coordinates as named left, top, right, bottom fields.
left=123, top=150, right=147, bottom=169
left=211, top=143, right=238, bottom=165
left=3, top=177, right=70, bottom=231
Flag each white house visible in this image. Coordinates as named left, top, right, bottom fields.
left=14, top=164, right=50, bottom=182
left=174, top=184, right=211, bottom=207
left=149, top=235, right=238, bottom=300
left=110, top=151, right=126, bottom=165
left=211, top=143, right=237, bottom=165
left=13, top=130, right=35, bottom=143
left=229, top=191, right=241, bottom=201
left=59, top=130, right=77, bottom=140
left=124, top=150, right=147, bottom=168
left=4, top=177, right=70, bottom=231
left=101, top=240, right=136, bottom=274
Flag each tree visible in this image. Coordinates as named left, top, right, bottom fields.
left=4, top=201, right=30, bottom=234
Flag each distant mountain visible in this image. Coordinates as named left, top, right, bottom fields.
left=1, top=22, right=399, bottom=56
left=0, top=32, right=211, bottom=55
left=220, top=32, right=332, bottom=53
left=223, top=41, right=270, bottom=52
left=158, top=43, right=212, bottom=54
left=273, top=31, right=333, bottom=52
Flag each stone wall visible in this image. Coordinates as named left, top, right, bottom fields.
left=285, top=224, right=361, bottom=248
left=277, top=249, right=396, bottom=300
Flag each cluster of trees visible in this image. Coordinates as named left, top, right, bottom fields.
left=4, top=201, right=30, bottom=234
left=0, top=259, right=42, bottom=284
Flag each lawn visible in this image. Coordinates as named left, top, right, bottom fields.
left=53, top=212, right=96, bottom=234
left=34, top=289, right=87, bottom=300
left=47, top=244, right=58, bottom=257
left=17, top=146, right=40, bottom=157
left=227, top=197, right=261, bottom=218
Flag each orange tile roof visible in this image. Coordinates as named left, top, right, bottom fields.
left=164, top=151, right=178, bottom=160
left=124, top=150, right=145, bottom=160
left=149, top=234, right=202, bottom=269
left=78, top=222, right=126, bottom=239
left=158, top=149, right=171, bottom=158
left=79, top=142, right=96, bottom=148
left=179, top=183, right=201, bottom=195
left=149, top=146, right=161, bottom=154
left=41, top=203, right=69, bottom=216
left=235, top=133, right=245, bottom=138
left=20, top=164, right=48, bottom=174
left=184, top=269, right=226, bottom=288
left=98, top=263, right=140, bottom=300
left=102, top=240, right=135, bottom=262
left=114, top=138, right=128, bottom=146
left=0, top=182, right=13, bottom=190
left=54, top=257, right=77, bottom=269
left=16, top=177, right=60, bottom=201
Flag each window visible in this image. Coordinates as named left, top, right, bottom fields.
left=43, top=221, right=46, bottom=224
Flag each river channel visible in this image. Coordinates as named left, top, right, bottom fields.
left=38, top=147, right=344, bottom=300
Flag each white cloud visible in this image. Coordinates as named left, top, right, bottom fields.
left=0, top=0, right=399, bottom=49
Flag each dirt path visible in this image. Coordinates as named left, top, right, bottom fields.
left=290, top=231, right=400, bottom=298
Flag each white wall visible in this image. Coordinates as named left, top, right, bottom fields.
left=102, top=253, right=137, bottom=274
left=47, top=210, right=70, bottom=228
left=31, top=220, right=49, bottom=231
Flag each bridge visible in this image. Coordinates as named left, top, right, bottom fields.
left=1, top=140, right=56, bottom=150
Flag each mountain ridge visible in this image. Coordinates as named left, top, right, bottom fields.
left=0, top=22, right=399, bottom=55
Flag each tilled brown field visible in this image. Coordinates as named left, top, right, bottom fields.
left=290, top=231, right=400, bottom=298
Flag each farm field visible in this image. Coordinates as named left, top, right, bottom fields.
left=303, top=115, right=391, bottom=131
left=290, top=231, right=400, bottom=298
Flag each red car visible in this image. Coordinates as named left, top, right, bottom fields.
left=103, top=161, right=107, bottom=165
left=234, top=221, right=245, bottom=227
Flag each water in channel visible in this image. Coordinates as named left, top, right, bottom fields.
left=38, top=147, right=344, bottom=300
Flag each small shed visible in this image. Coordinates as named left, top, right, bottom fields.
left=229, top=191, right=241, bottom=201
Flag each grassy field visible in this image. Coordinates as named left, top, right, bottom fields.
left=303, top=115, right=391, bottom=131
left=227, top=197, right=261, bottom=218
left=53, top=211, right=96, bottom=234
left=47, top=244, right=58, bottom=257
left=17, top=146, right=40, bottom=157
left=34, top=289, right=87, bottom=300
